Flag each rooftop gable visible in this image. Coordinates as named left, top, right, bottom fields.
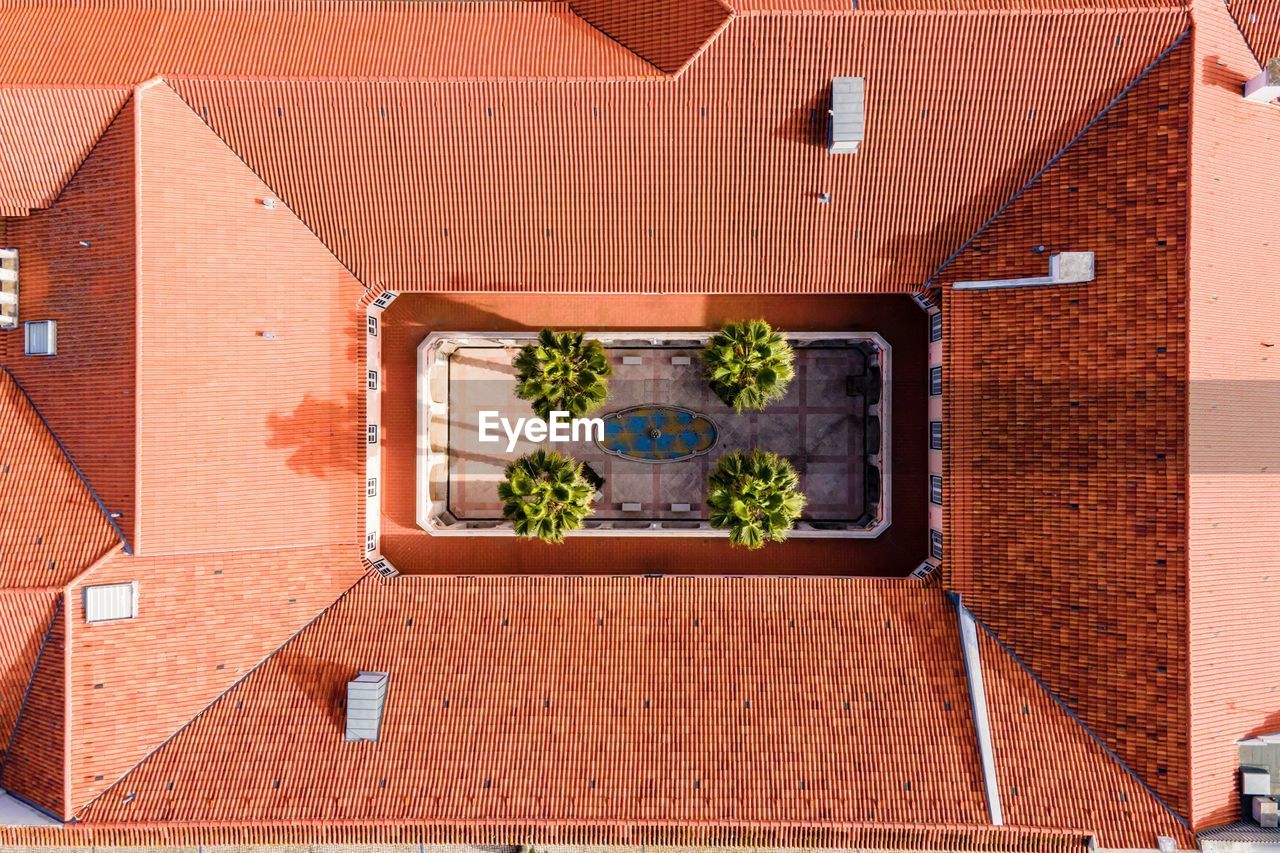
left=0, top=87, right=128, bottom=217
left=1185, top=0, right=1280, bottom=829
left=131, top=80, right=364, bottom=555
left=568, top=0, right=731, bottom=74
left=0, top=370, right=120, bottom=587
left=173, top=7, right=1189, bottom=294
left=939, top=34, right=1192, bottom=816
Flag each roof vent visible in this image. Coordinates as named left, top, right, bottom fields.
left=828, top=77, right=865, bottom=154
left=23, top=320, right=56, bottom=356
left=345, top=671, right=389, bottom=742
left=84, top=581, right=138, bottom=623
left=1244, top=58, right=1280, bottom=103
left=0, top=249, right=17, bottom=330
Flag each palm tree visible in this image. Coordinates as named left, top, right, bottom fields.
left=498, top=449, right=596, bottom=543
left=513, top=328, right=612, bottom=419
left=702, top=320, right=795, bottom=412
left=706, top=449, right=806, bottom=549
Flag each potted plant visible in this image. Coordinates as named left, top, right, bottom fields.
left=706, top=449, right=806, bottom=549
left=498, top=449, right=596, bottom=543
left=702, top=319, right=795, bottom=412
left=513, top=328, right=612, bottom=419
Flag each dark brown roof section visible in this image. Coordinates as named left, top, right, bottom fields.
left=569, top=0, right=731, bottom=73
left=939, top=37, right=1191, bottom=817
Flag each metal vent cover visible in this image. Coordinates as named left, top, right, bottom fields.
left=84, top=581, right=138, bottom=623
left=23, top=320, right=56, bottom=356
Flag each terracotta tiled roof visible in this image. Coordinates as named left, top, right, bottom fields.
left=0, top=596, right=66, bottom=818
left=0, top=589, right=57, bottom=763
left=60, top=576, right=1182, bottom=848
left=63, top=545, right=366, bottom=811
left=2, top=0, right=1276, bottom=843
left=0, top=87, right=128, bottom=216
left=3, top=98, right=139, bottom=546
left=568, top=0, right=731, bottom=73
left=1185, top=0, right=1280, bottom=829
left=940, top=36, right=1192, bottom=816
left=977, top=627, right=1191, bottom=848
left=4, top=79, right=365, bottom=558
left=77, top=577, right=989, bottom=828
left=129, top=80, right=364, bottom=556
left=171, top=7, right=1188, bottom=293
left=0, top=370, right=119, bottom=587
left=1224, top=0, right=1280, bottom=63
left=0, top=0, right=655, bottom=85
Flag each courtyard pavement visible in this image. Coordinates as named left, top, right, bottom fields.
left=379, top=293, right=927, bottom=577
left=446, top=346, right=868, bottom=522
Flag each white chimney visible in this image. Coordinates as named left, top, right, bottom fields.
left=344, top=671, right=389, bottom=742
left=1244, top=59, right=1280, bottom=103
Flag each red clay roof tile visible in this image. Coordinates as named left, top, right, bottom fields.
left=67, top=575, right=1186, bottom=848
left=0, top=589, right=57, bottom=763
left=0, top=595, right=66, bottom=818
left=1186, top=0, right=1280, bottom=829
left=1224, top=0, right=1280, bottom=63
left=940, top=36, right=1192, bottom=815
left=64, top=545, right=366, bottom=810
left=3, top=0, right=1276, bottom=843
left=568, top=0, right=731, bottom=73
left=979, top=627, right=1192, bottom=848
left=131, top=80, right=364, bottom=556
left=0, top=87, right=128, bottom=216
left=0, top=0, right=655, bottom=84
left=77, top=577, right=992, bottom=828
left=3, top=98, right=139, bottom=547
left=171, top=7, right=1188, bottom=293
left=0, top=370, right=119, bottom=587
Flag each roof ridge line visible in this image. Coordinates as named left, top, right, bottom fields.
left=0, top=367, right=130, bottom=554
left=3, top=816, right=1100, bottom=849
left=928, top=24, right=1191, bottom=285
left=957, top=595, right=1192, bottom=832
left=70, top=570, right=375, bottom=820
left=62, top=544, right=126, bottom=591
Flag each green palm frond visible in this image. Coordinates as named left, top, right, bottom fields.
left=706, top=449, right=806, bottom=549
left=513, top=328, right=613, bottom=419
left=701, top=320, right=795, bottom=413
left=498, top=449, right=597, bottom=543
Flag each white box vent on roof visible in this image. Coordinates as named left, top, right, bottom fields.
left=345, top=671, right=389, bottom=742
left=84, top=581, right=138, bottom=623
left=829, top=76, right=866, bottom=154
left=23, top=320, right=56, bottom=356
